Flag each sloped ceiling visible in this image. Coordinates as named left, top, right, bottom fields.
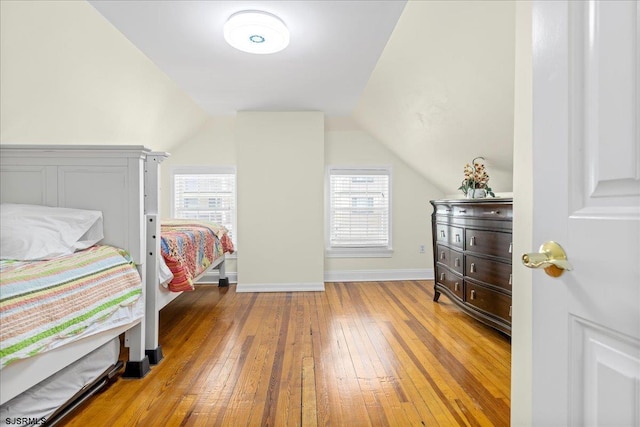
left=86, top=0, right=515, bottom=195
left=354, top=0, right=515, bottom=195
left=88, top=0, right=406, bottom=116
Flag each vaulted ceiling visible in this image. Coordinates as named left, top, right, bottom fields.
left=89, top=0, right=406, bottom=116
left=354, top=1, right=515, bottom=194
left=89, top=0, right=515, bottom=194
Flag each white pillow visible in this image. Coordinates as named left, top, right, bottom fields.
left=0, top=203, right=104, bottom=260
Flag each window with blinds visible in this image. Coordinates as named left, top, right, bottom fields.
left=172, top=167, right=237, bottom=246
left=327, top=167, right=392, bottom=256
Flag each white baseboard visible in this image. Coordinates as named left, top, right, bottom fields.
left=236, top=282, right=325, bottom=293
left=324, top=268, right=434, bottom=282
left=197, top=271, right=238, bottom=284
left=196, top=269, right=434, bottom=288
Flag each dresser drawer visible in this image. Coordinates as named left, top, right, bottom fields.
left=470, top=204, right=513, bottom=219
left=433, top=204, right=454, bottom=215
left=466, top=229, right=512, bottom=259
left=436, top=244, right=450, bottom=264
left=465, top=255, right=512, bottom=292
left=436, top=244, right=464, bottom=274
left=435, top=265, right=464, bottom=300
left=435, top=223, right=464, bottom=249
left=449, top=248, right=464, bottom=275
left=466, top=281, right=512, bottom=323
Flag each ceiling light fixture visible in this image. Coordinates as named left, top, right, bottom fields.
left=223, top=11, right=290, bottom=54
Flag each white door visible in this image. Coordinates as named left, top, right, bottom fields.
left=531, top=1, right=640, bottom=425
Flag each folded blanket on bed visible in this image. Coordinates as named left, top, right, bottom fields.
left=160, top=220, right=234, bottom=292
left=0, top=245, right=142, bottom=368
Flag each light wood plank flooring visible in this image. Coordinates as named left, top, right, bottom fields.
left=61, top=281, right=511, bottom=426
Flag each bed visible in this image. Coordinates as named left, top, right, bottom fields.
left=143, top=152, right=234, bottom=363
left=0, top=145, right=151, bottom=420
left=0, top=145, right=234, bottom=409
left=0, top=241, right=144, bottom=423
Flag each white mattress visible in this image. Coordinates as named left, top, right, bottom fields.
left=0, top=337, right=120, bottom=425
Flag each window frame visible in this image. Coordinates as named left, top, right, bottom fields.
left=171, top=165, right=237, bottom=255
left=325, top=165, right=393, bottom=258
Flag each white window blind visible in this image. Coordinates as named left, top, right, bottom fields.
left=173, top=169, right=236, bottom=246
left=328, top=168, right=391, bottom=249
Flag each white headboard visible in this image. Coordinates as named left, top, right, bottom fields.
left=0, top=145, right=151, bottom=264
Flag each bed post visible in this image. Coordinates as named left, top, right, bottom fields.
left=122, top=313, right=150, bottom=378
left=123, top=151, right=152, bottom=378
left=145, top=214, right=163, bottom=364
left=218, top=256, right=229, bottom=287
left=144, top=152, right=169, bottom=364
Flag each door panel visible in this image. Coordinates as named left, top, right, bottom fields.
left=570, top=0, right=640, bottom=215
left=532, top=1, right=640, bottom=425
left=570, top=317, right=640, bottom=426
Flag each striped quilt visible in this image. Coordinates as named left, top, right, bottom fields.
left=0, top=245, right=142, bottom=368
left=161, top=220, right=234, bottom=292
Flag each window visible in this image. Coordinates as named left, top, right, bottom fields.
left=172, top=166, right=237, bottom=248
left=327, top=167, right=392, bottom=257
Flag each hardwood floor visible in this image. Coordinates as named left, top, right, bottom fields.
left=61, top=281, right=511, bottom=426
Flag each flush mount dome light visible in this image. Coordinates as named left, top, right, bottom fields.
left=224, top=11, right=290, bottom=54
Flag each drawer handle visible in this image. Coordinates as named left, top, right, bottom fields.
left=508, top=242, right=513, bottom=254
left=445, top=209, right=451, bottom=213
left=470, top=290, right=476, bottom=300
left=483, top=210, right=500, bottom=215
left=509, top=273, right=512, bottom=285
left=440, top=273, right=445, bottom=281
left=454, top=282, right=459, bottom=292
left=458, top=209, right=466, bottom=213
left=509, top=305, right=512, bottom=317
left=440, top=251, right=446, bottom=260
left=470, top=236, right=476, bottom=246
left=470, top=263, right=476, bottom=273
left=441, top=230, right=446, bottom=238
left=455, top=234, right=461, bottom=243
left=454, top=258, right=460, bottom=267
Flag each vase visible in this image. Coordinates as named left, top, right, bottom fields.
left=466, top=188, right=486, bottom=199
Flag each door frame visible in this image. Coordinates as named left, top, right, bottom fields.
left=511, top=1, right=533, bottom=425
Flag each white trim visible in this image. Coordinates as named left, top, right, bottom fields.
left=236, top=282, right=325, bottom=292
left=324, top=268, right=434, bottom=282
left=194, top=269, right=433, bottom=285
left=171, top=165, right=237, bottom=175
left=325, top=247, right=394, bottom=258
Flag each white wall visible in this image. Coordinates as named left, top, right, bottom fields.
left=235, top=112, right=325, bottom=291
left=0, top=0, right=208, bottom=151
left=161, top=117, right=439, bottom=281
left=354, top=0, right=516, bottom=196
left=160, top=117, right=236, bottom=217
left=324, top=126, right=441, bottom=281
left=511, top=1, right=533, bottom=425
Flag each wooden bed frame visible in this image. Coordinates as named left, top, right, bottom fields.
left=0, top=145, right=150, bottom=405
left=0, top=145, right=231, bottom=394
left=143, top=152, right=229, bottom=364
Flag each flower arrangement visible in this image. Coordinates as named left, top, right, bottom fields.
left=458, top=157, right=495, bottom=198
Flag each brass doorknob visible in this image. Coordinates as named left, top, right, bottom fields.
left=522, top=241, right=573, bottom=277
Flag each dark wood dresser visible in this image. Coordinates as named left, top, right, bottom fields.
left=430, top=198, right=513, bottom=335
